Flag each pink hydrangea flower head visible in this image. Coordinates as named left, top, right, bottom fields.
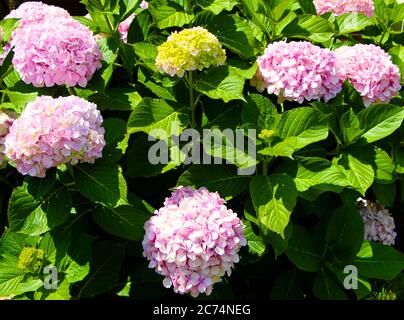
left=0, top=110, right=15, bottom=168
left=4, top=96, right=105, bottom=178
left=5, top=1, right=70, bottom=24
left=313, top=0, right=374, bottom=17
left=11, top=17, right=102, bottom=88
left=0, top=1, right=71, bottom=65
left=142, top=186, right=247, bottom=297
left=335, top=44, right=401, bottom=106
left=357, top=198, right=397, bottom=246
left=118, top=14, right=135, bottom=43
left=254, top=41, right=343, bottom=103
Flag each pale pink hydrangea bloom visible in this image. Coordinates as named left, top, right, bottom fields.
left=5, top=1, right=70, bottom=21
left=313, top=0, right=374, bottom=17
left=11, top=17, right=102, bottom=88
left=335, top=44, right=401, bottom=106
left=253, top=41, right=343, bottom=103
left=142, top=187, right=246, bottom=297
left=357, top=198, right=397, bottom=246
left=0, top=111, right=14, bottom=168
left=118, top=1, right=148, bottom=42
left=140, top=1, right=149, bottom=9
left=4, top=96, right=105, bottom=178
left=118, top=14, right=136, bottom=43
left=0, top=1, right=71, bottom=65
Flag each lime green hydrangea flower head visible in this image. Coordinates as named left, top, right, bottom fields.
left=18, top=247, right=44, bottom=273
left=156, top=26, right=226, bottom=77
left=258, top=129, right=275, bottom=140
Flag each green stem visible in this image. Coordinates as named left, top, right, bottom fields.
left=280, top=102, right=284, bottom=113
left=263, top=161, right=269, bottom=176
left=188, top=71, right=197, bottom=129
left=105, top=15, right=115, bottom=34
left=66, top=86, right=75, bottom=96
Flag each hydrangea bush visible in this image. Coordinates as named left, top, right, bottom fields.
left=0, top=0, right=403, bottom=301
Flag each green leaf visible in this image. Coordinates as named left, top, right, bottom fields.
left=336, top=13, right=373, bottom=34
left=196, top=0, right=239, bottom=14
left=373, top=182, right=396, bottom=208
left=89, top=88, right=142, bottom=111
left=241, top=93, right=279, bottom=130
left=326, top=205, right=364, bottom=260
left=7, top=183, right=71, bottom=236
left=202, top=101, right=241, bottom=129
left=92, top=204, right=150, bottom=241
left=243, top=220, right=266, bottom=256
left=3, top=70, right=21, bottom=89
left=72, top=159, right=128, bottom=207
left=127, top=98, right=189, bottom=139
left=201, top=13, right=259, bottom=58
left=132, top=42, right=158, bottom=61
left=0, top=233, right=28, bottom=256
left=393, top=146, right=404, bottom=174
left=260, top=107, right=329, bottom=158
left=4, top=91, right=38, bottom=112
left=346, top=145, right=395, bottom=184
left=201, top=126, right=258, bottom=170
left=137, top=67, right=177, bottom=102
left=340, top=108, right=363, bottom=146
left=127, top=11, right=152, bottom=42
left=285, top=224, right=323, bottom=272
left=270, top=267, right=304, bottom=299
left=103, top=118, right=127, bottom=162
left=313, top=270, right=347, bottom=300
left=149, top=2, right=194, bottom=29
left=39, top=232, right=70, bottom=267
left=262, top=222, right=293, bottom=257
left=14, top=278, right=43, bottom=297
left=327, top=264, right=371, bottom=300
left=278, top=157, right=349, bottom=195
left=250, top=174, right=297, bottom=237
left=354, top=241, right=404, bottom=280
left=228, top=59, right=258, bottom=80
left=297, top=0, right=316, bottom=14
left=333, top=152, right=374, bottom=195
left=282, top=15, right=335, bottom=43
left=372, top=146, right=395, bottom=183
left=178, top=165, right=250, bottom=201
left=126, top=134, right=184, bottom=177
left=45, top=279, right=71, bottom=300
left=239, top=0, right=274, bottom=35
left=25, top=172, right=56, bottom=198
left=0, top=18, right=19, bottom=43
left=117, top=280, right=133, bottom=297
left=74, top=16, right=99, bottom=31
left=63, top=234, right=92, bottom=284
left=389, top=45, right=404, bottom=83
left=40, top=232, right=92, bottom=284
left=269, top=0, right=294, bottom=21
left=357, top=104, right=404, bottom=144
left=0, top=268, right=24, bottom=297
left=79, top=241, right=125, bottom=298
left=193, top=65, right=246, bottom=103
